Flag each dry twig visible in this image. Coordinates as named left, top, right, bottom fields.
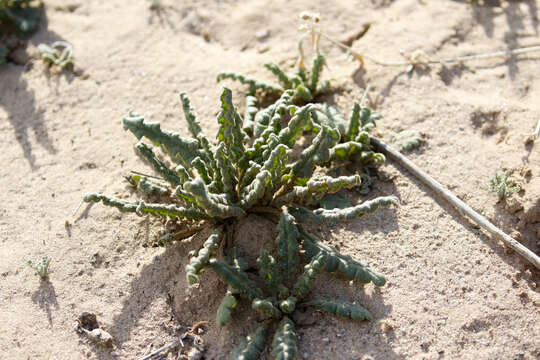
left=370, top=136, right=540, bottom=270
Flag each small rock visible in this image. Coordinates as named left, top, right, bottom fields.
left=84, top=328, right=113, bottom=347
left=257, top=44, right=270, bottom=54
left=7, top=47, right=30, bottom=65
left=505, top=197, right=523, bottom=214
left=79, top=312, right=98, bottom=330
left=187, top=347, right=204, bottom=360
left=380, top=321, right=394, bottom=332
left=255, top=29, right=270, bottom=40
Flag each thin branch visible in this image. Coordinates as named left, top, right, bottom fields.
left=370, top=136, right=540, bottom=270
left=138, top=336, right=183, bottom=360
left=299, top=14, right=540, bottom=69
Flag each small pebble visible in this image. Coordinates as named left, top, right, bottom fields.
left=255, top=29, right=270, bottom=40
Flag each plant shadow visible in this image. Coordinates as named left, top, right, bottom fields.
left=31, top=278, right=59, bottom=327
left=452, top=0, right=539, bottom=80
left=0, top=8, right=66, bottom=170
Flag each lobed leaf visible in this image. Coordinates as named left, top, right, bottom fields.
left=275, top=210, right=300, bottom=283
left=135, top=141, right=182, bottom=186
left=217, top=290, right=237, bottom=327
left=217, top=72, right=281, bottom=95
left=182, top=177, right=244, bottom=219
left=306, top=297, right=372, bottom=321
left=256, top=250, right=282, bottom=289
left=292, top=253, right=326, bottom=300
left=209, top=258, right=264, bottom=300
left=230, top=323, right=269, bottom=360
left=123, top=112, right=200, bottom=169
left=274, top=174, right=361, bottom=206
left=83, top=193, right=209, bottom=220
left=252, top=298, right=281, bottom=319
left=310, top=196, right=398, bottom=222
left=186, top=228, right=223, bottom=284
left=298, top=226, right=386, bottom=286
left=271, top=316, right=297, bottom=360
left=264, top=62, right=293, bottom=89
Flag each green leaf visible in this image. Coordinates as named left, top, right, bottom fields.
left=311, top=103, right=347, bottom=139
left=217, top=71, right=281, bottom=95
left=271, top=317, right=297, bottom=360
left=182, top=177, right=244, bottom=219
left=209, top=258, right=264, bottom=300
left=310, top=196, right=398, bottom=222
left=256, top=250, right=282, bottom=289
left=252, top=298, right=281, bottom=318
left=217, top=291, right=237, bottom=327
left=309, top=54, right=325, bottom=94
left=299, top=226, right=386, bottom=286
left=275, top=210, right=300, bottom=283
left=186, top=228, right=223, bottom=284
left=216, top=87, right=246, bottom=163
left=230, top=323, right=269, bottom=360
left=264, top=62, right=293, bottom=89
left=307, top=297, right=372, bottom=321
left=123, top=112, right=201, bottom=169
left=292, top=253, right=326, bottom=300
left=135, top=141, right=182, bottom=186
left=83, top=193, right=209, bottom=220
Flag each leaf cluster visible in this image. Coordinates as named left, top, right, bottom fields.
left=27, top=254, right=51, bottom=279
left=217, top=54, right=330, bottom=104
left=37, top=41, right=73, bottom=69
left=84, top=86, right=386, bottom=226
left=481, top=170, right=520, bottom=201
left=204, top=209, right=389, bottom=359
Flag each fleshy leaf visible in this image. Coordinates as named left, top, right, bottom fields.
left=271, top=317, right=297, bottom=360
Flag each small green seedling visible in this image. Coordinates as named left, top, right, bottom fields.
left=37, top=41, right=73, bottom=69
left=27, top=254, right=51, bottom=279
left=481, top=171, right=520, bottom=201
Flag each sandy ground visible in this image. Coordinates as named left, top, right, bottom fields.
left=1, top=0, right=539, bottom=359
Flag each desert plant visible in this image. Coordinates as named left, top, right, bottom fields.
left=27, top=254, right=51, bottom=279
left=481, top=171, right=520, bottom=201
left=84, top=86, right=396, bottom=358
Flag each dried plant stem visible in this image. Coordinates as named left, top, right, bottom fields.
left=366, top=44, right=540, bottom=67
left=534, top=119, right=540, bottom=137
left=370, top=136, right=540, bottom=270
left=311, top=26, right=540, bottom=68
left=138, top=337, right=181, bottom=360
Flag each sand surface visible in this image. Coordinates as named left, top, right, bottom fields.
left=1, top=0, right=539, bottom=359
